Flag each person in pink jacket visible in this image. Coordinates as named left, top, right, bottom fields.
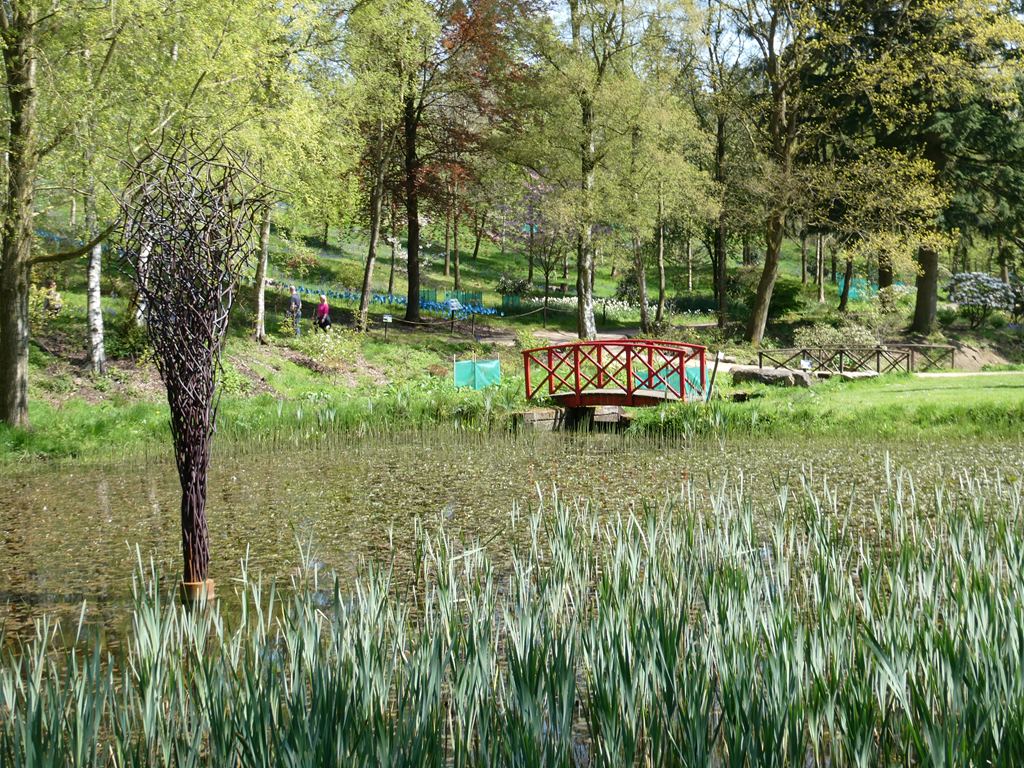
left=314, top=294, right=332, bottom=333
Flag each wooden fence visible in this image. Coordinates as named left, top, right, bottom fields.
left=757, top=345, right=955, bottom=374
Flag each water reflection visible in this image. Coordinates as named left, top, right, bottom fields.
left=1, top=431, right=1021, bottom=640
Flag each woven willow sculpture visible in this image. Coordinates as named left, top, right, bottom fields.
left=118, top=135, right=264, bottom=600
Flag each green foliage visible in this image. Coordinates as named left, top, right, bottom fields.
left=291, top=329, right=360, bottom=366
left=218, top=361, right=252, bottom=396
left=27, top=285, right=49, bottom=333
left=105, top=312, right=152, bottom=363
left=793, top=322, right=878, bottom=349
left=729, top=270, right=804, bottom=321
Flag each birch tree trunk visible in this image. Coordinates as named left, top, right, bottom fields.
left=85, top=183, right=106, bottom=373
left=253, top=204, right=271, bottom=343
left=816, top=235, right=825, bottom=303
left=686, top=235, right=693, bottom=292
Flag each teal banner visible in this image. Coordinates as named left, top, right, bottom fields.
left=454, top=359, right=501, bottom=390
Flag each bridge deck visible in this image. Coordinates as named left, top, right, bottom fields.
left=550, top=388, right=681, bottom=408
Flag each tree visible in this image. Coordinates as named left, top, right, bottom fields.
left=344, top=0, right=435, bottom=331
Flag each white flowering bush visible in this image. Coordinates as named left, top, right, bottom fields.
left=946, top=272, right=1015, bottom=328
left=495, top=274, right=533, bottom=297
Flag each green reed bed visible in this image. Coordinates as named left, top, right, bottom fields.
left=3, top=469, right=1024, bottom=766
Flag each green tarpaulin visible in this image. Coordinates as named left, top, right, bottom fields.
left=454, top=359, right=501, bottom=390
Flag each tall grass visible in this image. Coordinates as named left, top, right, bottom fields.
left=3, top=469, right=1024, bottom=765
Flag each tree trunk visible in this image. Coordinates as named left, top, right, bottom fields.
left=322, top=221, right=329, bottom=248
left=635, top=236, right=650, bottom=333
left=878, top=256, right=893, bottom=289
left=575, top=95, right=598, bottom=339
left=527, top=208, right=534, bottom=283
left=831, top=251, right=837, bottom=283
left=911, top=245, right=939, bottom=334
left=254, top=204, right=271, bottom=343
left=746, top=211, right=785, bottom=344
left=388, top=197, right=398, bottom=295
left=70, top=197, right=77, bottom=227
left=712, top=112, right=728, bottom=329
left=713, top=221, right=727, bottom=329
left=358, top=157, right=389, bottom=331
left=0, top=8, right=39, bottom=428
left=453, top=199, right=461, bottom=290
left=800, top=231, right=808, bottom=284
left=816, top=235, right=825, bottom=303
left=838, top=257, right=854, bottom=312
left=443, top=197, right=451, bottom=277
left=686, top=235, right=693, bottom=292
left=655, top=199, right=666, bottom=326
left=85, top=183, right=106, bottom=373
left=471, top=214, right=484, bottom=260
left=403, top=94, right=421, bottom=322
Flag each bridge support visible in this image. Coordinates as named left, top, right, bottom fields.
left=513, top=406, right=630, bottom=433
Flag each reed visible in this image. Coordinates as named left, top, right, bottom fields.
left=3, top=469, right=1023, bottom=766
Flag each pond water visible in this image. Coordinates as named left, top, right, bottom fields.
left=1, top=431, right=1022, bottom=640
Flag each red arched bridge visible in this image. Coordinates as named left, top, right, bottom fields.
left=522, top=339, right=707, bottom=408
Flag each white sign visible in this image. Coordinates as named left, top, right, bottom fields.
left=382, top=314, right=393, bottom=323
left=447, top=298, right=463, bottom=312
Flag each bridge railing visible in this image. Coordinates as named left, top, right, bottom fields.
left=757, top=344, right=955, bottom=374
left=522, top=339, right=707, bottom=405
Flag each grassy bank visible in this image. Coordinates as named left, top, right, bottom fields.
left=630, top=372, right=1024, bottom=440
left=4, top=473, right=1024, bottom=764
left=5, top=366, right=1024, bottom=461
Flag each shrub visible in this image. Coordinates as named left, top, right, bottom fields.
left=876, top=284, right=913, bottom=315
left=292, top=328, right=360, bottom=366
left=946, top=272, right=1015, bottom=328
left=613, top=264, right=643, bottom=304
left=106, top=311, right=152, bottom=363
left=793, top=322, right=877, bottom=349
left=496, top=273, right=532, bottom=297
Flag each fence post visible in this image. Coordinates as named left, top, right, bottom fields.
left=909, top=348, right=916, bottom=372
left=523, top=351, right=532, bottom=398
left=758, top=351, right=763, bottom=368
left=876, top=348, right=881, bottom=373
left=839, top=350, right=845, bottom=374
left=547, top=348, right=555, bottom=395
left=597, top=344, right=604, bottom=388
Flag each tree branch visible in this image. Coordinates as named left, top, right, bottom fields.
left=29, top=223, right=116, bottom=266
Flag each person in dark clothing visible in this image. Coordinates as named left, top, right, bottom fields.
left=288, top=286, right=302, bottom=337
